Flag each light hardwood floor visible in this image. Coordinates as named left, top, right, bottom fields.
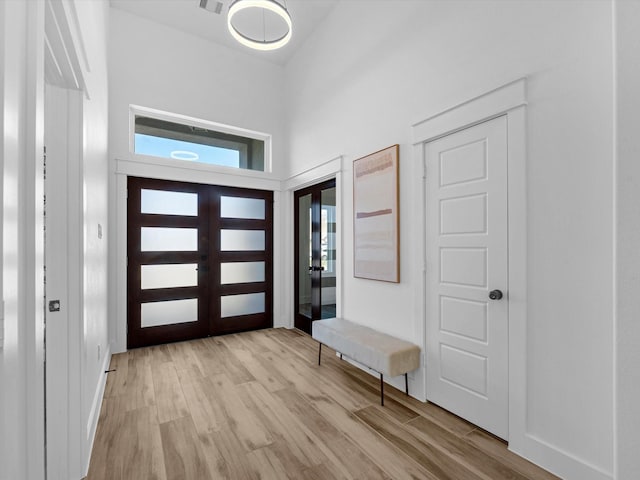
left=86, top=328, right=558, bottom=480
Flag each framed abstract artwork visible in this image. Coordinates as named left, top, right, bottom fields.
left=353, top=144, right=399, bottom=283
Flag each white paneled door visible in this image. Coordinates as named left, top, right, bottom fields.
left=425, top=115, right=509, bottom=440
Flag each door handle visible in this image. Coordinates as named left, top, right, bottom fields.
left=489, top=289, right=503, bottom=300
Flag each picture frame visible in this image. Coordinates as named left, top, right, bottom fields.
left=353, top=144, right=400, bottom=283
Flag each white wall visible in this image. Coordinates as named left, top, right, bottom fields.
left=614, top=1, right=640, bottom=479
left=285, top=1, right=614, bottom=479
left=108, top=8, right=287, bottom=353
left=71, top=0, right=111, bottom=474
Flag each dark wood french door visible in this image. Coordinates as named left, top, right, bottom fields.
left=294, top=179, right=337, bottom=334
left=127, top=177, right=273, bottom=349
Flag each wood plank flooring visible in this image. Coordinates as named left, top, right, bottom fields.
left=86, top=328, right=558, bottom=480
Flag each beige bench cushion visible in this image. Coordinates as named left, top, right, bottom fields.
left=312, top=318, right=420, bottom=377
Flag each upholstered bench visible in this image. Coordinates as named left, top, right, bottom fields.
left=312, top=318, right=420, bottom=406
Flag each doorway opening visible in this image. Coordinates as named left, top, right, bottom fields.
left=294, top=179, right=337, bottom=334
left=127, top=177, right=273, bottom=348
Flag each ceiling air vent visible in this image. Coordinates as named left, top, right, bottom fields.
left=199, top=0, right=223, bottom=14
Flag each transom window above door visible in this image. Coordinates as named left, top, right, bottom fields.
left=130, top=106, right=271, bottom=172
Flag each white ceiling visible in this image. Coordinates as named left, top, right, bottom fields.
left=109, top=0, right=339, bottom=65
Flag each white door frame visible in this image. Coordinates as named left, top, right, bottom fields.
left=411, top=78, right=527, bottom=448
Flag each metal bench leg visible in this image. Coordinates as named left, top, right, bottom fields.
left=380, top=373, right=384, bottom=406
left=405, top=373, right=409, bottom=395
left=318, top=343, right=322, bottom=366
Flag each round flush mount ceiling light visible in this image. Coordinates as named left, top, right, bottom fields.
left=227, top=0, right=292, bottom=51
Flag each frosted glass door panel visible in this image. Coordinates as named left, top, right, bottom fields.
left=141, top=298, right=198, bottom=327
left=220, top=230, right=265, bottom=251
left=141, top=189, right=198, bottom=216
left=141, top=263, right=198, bottom=289
left=221, top=293, right=265, bottom=318
left=221, top=262, right=265, bottom=284
left=141, top=227, right=198, bottom=252
left=220, top=196, right=265, bottom=220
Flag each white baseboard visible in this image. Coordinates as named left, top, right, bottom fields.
left=83, top=344, right=112, bottom=476
left=510, top=433, right=613, bottom=480
left=275, top=315, right=293, bottom=329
